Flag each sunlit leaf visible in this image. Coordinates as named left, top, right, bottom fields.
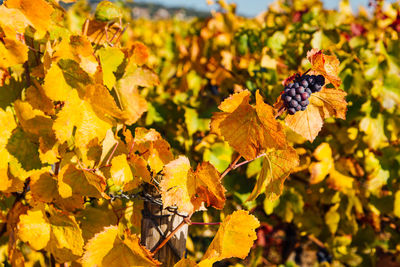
left=247, top=146, right=299, bottom=201
left=199, top=210, right=259, bottom=266
left=211, top=90, right=286, bottom=160
left=82, top=226, right=160, bottom=267
left=98, top=47, right=124, bottom=89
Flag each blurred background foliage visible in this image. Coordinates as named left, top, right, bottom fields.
left=18, top=0, right=400, bottom=265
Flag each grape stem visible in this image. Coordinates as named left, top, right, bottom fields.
left=220, top=154, right=242, bottom=179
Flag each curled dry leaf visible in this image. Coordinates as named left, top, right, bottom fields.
left=211, top=90, right=287, bottom=160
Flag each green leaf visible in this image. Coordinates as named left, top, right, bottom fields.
left=98, top=47, right=124, bottom=89
left=95, top=1, right=122, bottom=22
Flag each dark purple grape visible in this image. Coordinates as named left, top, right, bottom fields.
left=315, top=75, right=325, bottom=86
left=300, top=99, right=309, bottom=106
left=306, top=88, right=312, bottom=95
left=288, top=108, right=296, bottom=115
left=300, top=105, right=307, bottom=111
left=308, top=76, right=315, bottom=85
left=284, top=95, right=292, bottom=102
left=295, top=105, right=301, bottom=111
left=296, top=86, right=305, bottom=94
left=288, top=83, right=294, bottom=88
left=303, top=74, right=310, bottom=80
left=314, top=84, right=322, bottom=92
left=294, top=94, right=302, bottom=102
left=294, top=82, right=299, bottom=88
left=290, top=100, right=298, bottom=107
left=289, top=88, right=296, bottom=97
left=301, top=92, right=309, bottom=100
left=301, top=80, right=308, bottom=87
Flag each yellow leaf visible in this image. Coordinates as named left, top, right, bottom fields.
left=394, top=191, right=400, bottom=218
left=77, top=204, right=118, bottom=242
left=199, top=210, right=259, bottom=266
left=309, top=142, right=333, bottom=184
left=110, top=155, right=134, bottom=187
left=98, top=47, right=124, bottom=89
left=160, top=156, right=193, bottom=214
left=327, top=169, right=354, bottom=192
left=46, top=207, right=84, bottom=262
left=285, top=88, right=347, bottom=142
left=17, top=207, right=51, bottom=250
left=174, top=258, right=199, bottom=267
left=25, top=83, right=54, bottom=115
left=53, top=89, right=112, bottom=149
left=0, top=5, right=32, bottom=36
left=5, top=0, right=54, bottom=36
left=0, top=38, right=28, bottom=69
left=43, top=63, right=71, bottom=101
left=58, top=164, right=106, bottom=199
left=133, top=127, right=174, bottom=173
left=82, top=226, right=160, bottom=267
left=30, top=171, right=58, bottom=203
left=83, top=84, right=123, bottom=120
left=248, top=146, right=299, bottom=201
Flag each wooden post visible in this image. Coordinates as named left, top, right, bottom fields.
left=140, top=186, right=188, bottom=266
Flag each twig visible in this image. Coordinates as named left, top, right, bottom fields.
left=234, top=153, right=266, bottom=169
left=220, top=154, right=241, bottom=179
left=308, top=235, right=325, bottom=248
left=190, top=222, right=220, bottom=225
left=105, top=141, right=119, bottom=167
left=114, top=25, right=128, bottom=44
left=151, top=214, right=192, bottom=256
left=275, top=106, right=285, bottom=119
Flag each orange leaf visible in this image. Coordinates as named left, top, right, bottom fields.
left=0, top=38, right=28, bottom=69
left=189, top=162, right=226, bottom=210
left=211, top=90, right=286, bottom=160
left=285, top=88, right=347, bottom=142
left=307, top=49, right=341, bottom=89
left=133, top=127, right=174, bottom=173
left=5, top=0, right=54, bottom=36
left=199, top=210, right=259, bottom=266
left=161, top=157, right=226, bottom=213
left=247, top=146, right=299, bottom=201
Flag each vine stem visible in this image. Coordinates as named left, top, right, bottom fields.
left=234, top=153, right=267, bottom=169
left=220, top=154, right=241, bottom=179
left=150, top=214, right=193, bottom=256
left=190, top=222, right=220, bottom=225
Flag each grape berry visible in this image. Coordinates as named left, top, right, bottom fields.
left=282, top=74, right=325, bottom=115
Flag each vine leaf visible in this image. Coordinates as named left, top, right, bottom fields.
left=309, top=143, right=354, bottom=193
left=53, top=89, right=112, bottom=150
left=131, top=127, right=174, bottom=173
left=160, top=157, right=226, bottom=214
left=285, top=88, right=347, bottom=142
left=247, top=146, right=299, bottom=201
left=281, top=49, right=347, bottom=142
left=98, top=47, right=124, bottom=89
left=17, top=205, right=84, bottom=262
left=43, top=63, right=71, bottom=101
left=81, top=226, right=160, bottom=267
left=198, top=210, right=260, bottom=266
left=58, top=164, right=107, bottom=199
left=211, top=90, right=286, bottom=161
left=5, top=0, right=53, bottom=36
left=307, top=48, right=341, bottom=89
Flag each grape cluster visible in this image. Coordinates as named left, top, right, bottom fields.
left=317, top=248, right=333, bottom=263
left=282, top=74, right=325, bottom=115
